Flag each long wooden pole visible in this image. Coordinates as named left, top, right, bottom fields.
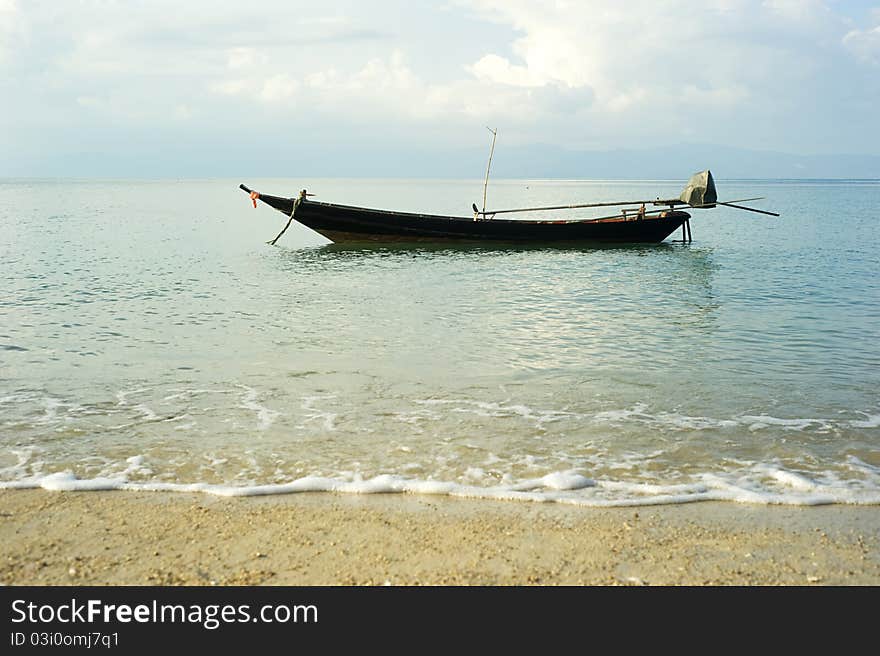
left=479, top=198, right=676, bottom=215
left=481, top=127, right=497, bottom=214
left=479, top=195, right=770, bottom=216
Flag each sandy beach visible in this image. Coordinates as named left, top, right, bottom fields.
left=1, top=489, right=877, bottom=586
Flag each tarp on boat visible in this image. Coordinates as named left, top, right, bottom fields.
left=680, top=170, right=717, bottom=207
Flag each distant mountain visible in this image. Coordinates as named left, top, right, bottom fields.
left=480, top=143, right=880, bottom=180
left=13, top=139, right=875, bottom=179
left=263, top=141, right=880, bottom=180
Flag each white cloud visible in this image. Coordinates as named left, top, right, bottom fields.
left=350, top=51, right=418, bottom=90
left=0, top=0, right=28, bottom=64
left=226, top=47, right=268, bottom=70
left=1, top=0, right=878, bottom=173
left=212, top=79, right=249, bottom=96
left=216, top=50, right=421, bottom=111
left=467, top=53, right=544, bottom=87
left=458, top=0, right=851, bottom=114
left=762, top=0, right=832, bottom=24
left=844, top=24, right=880, bottom=65
left=258, top=74, right=299, bottom=103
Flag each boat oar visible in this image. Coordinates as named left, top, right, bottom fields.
left=716, top=202, right=779, bottom=217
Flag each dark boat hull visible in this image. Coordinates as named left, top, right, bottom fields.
left=251, top=191, right=690, bottom=244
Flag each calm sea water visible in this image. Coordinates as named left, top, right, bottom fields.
left=1, top=178, right=878, bottom=506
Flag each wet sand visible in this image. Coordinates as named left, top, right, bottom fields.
left=1, top=489, right=878, bottom=585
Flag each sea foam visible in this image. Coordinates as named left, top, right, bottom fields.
left=237, top=385, right=280, bottom=430
left=3, top=464, right=879, bottom=507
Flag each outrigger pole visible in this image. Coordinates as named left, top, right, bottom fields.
left=475, top=198, right=688, bottom=216
left=714, top=202, right=779, bottom=216
left=474, top=172, right=779, bottom=218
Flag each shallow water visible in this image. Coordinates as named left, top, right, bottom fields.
left=1, top=177, right=878, bottom=505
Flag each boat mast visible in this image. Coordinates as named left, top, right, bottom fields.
left=481, top=127, right=498, bottom=217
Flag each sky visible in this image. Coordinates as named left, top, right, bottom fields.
left=1, top=0, right=879, bottom=177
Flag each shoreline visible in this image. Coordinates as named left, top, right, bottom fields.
left=1, top=489, right=878, bottom=585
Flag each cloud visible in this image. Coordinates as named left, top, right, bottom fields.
left=458, top=0, right=851, bottom=112
left=226, top=47, right=268, bottom=70
left=445, top=0, right=880, bottom=153
left=258, top=74, right=299, bottom=103
left=844, top=22, right=880, bottom=65
left=1, top=0, right=878, bottom=175
left=468, top=54, right=544, bottom=87
left=212, top=47, right=592, bottom=127
left=216, top=50, right=418, bottom=109
left=0, top=0, right=28, bottom=65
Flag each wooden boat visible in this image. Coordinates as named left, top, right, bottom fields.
left=240, top=169, right=777, bottom=245
left=239, top=184, right=692, bottom=244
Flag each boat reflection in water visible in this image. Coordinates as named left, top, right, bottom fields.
left=271, top=235, right=721, bottom=376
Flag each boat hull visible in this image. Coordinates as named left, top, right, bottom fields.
left=252, top=192, right=690, bottom=244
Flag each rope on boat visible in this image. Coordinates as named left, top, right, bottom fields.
left=267, top=189, right=308, bottom=246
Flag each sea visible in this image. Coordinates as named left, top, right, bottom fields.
left=1, top=177, right=878, bottom=507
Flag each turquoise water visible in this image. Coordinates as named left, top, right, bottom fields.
left=1, top=178, right=878, bottom=505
